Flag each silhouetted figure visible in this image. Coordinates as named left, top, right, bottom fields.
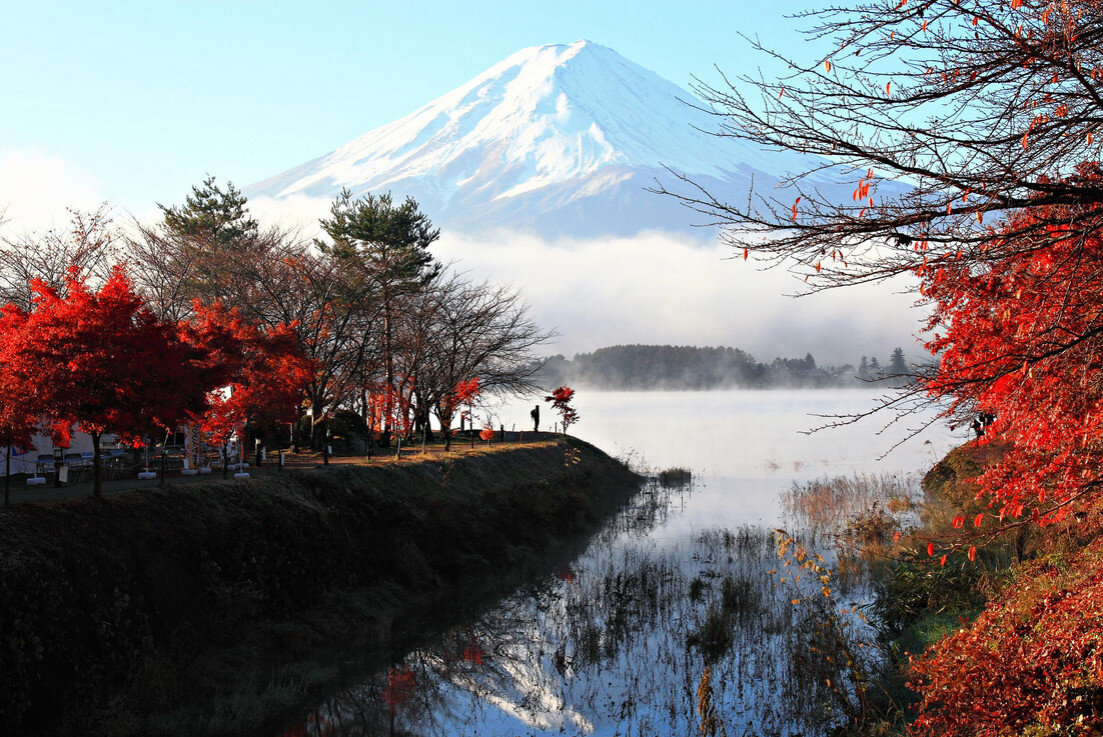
left=531, top=405, right=540, bottom=432
left=972, top=412, right=996, bottom=439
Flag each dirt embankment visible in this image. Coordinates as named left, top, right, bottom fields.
left=0, top=437, right=640, bottom=735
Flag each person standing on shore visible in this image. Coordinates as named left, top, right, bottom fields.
left=530, top=405, right=540, bottom=433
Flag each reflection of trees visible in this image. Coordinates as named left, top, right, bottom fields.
left=285, top=477, right=881, bottom=737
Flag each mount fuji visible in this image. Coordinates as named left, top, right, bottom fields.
left=247, top=41, right=842, bottom=239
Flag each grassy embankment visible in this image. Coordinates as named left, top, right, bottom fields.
left=0, top=436, right=641, bottom=736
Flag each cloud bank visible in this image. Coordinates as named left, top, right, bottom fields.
left=2, top=174, right=925, bottom=368
left=432, top=230, right=926, bottom=367
left=245, top=194, right=927, bottom=366
left=0, top=148, right=104, bottom=233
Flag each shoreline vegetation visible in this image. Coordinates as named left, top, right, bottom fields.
left=536, top=344, right=913, bottom=390
left=0, top=436, right=641, bottom=737
left=659, top=0, right=1103, bottom=731
left=787, top=441, right=1103, bottom=736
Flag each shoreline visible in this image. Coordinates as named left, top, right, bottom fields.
left=0, top=436, right=641, bottom=736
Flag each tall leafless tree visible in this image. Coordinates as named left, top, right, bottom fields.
left=661, top=0, right=1103, bottom=286
left=0, top=205, right=118, bottom=310
left=659, top=0, right=1103, bottom=431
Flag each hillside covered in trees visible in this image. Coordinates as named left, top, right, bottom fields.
left=536, top=344, right=910, bottom=390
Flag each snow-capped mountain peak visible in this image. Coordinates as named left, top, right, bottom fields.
left=247, top=41, right=826, bottom=238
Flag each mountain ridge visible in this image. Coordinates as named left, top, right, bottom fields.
left=247, top=40, right=843, bottom=238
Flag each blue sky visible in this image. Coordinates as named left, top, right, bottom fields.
left=0, top=1, right=922, bottom=363
left=0, top=0, right=820, bottom=219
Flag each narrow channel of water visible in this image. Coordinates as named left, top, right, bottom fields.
left=276, top=389, right=962, bottom=736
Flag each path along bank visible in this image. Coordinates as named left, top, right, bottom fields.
left=0, top=436, right=640, bottom=736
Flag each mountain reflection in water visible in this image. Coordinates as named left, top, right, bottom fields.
left=275, top=390, right=961, bottom=737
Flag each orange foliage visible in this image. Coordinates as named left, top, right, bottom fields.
left=910, top=537, right=1103, bottom=735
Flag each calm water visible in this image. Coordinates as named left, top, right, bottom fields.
left=277, top=390, right=962, bottom=737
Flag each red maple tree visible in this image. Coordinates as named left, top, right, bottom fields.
left=921, top=179, right=1103, bottom=525
left=438, top=377, right=480, bottom=451
left=0, top=342, right=38, bottom=505
left=909, top=539, right=1103, bottom=736
left=0, top=267, right=211, bottom=498
left=544, top=386, right=578, bottom=433
left=183, top=302, right=314, bottom=447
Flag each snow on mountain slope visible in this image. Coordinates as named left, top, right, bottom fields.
left=247, top=40, right=843, bottom=238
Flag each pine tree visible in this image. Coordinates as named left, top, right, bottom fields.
left=160, top=175, right=257, bottom=252
left=888, top=347, right=907, bottom=375
left=858, top=356, right=869, bottom=380
left=318, top=190, right=440, bottom=444
left=155, top=176, right=261, bottom=308
left=318, top=189, right=439, bottom=288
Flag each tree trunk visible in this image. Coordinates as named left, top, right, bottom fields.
left=275, top=424, right=284, bottom=472
left=383, top=297, right=394, bottom=438
left=4, top=444, right=11, bottom=508
left=92, top=431, right=103, bottom=500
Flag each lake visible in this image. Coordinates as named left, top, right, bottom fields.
left=276, top=389, right=963, bottom=736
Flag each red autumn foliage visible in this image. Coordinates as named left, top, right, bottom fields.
left=911, top=169, right=1103, bottom=733
left=453, top=377, right=480, bottom=419
left=544, top=386, right=579, bottom=432
left=461, top=645, right=485, bottom=664
left=0, top=267, right=211, bottom=497
left=909, top=535, right=1103, bottom=736
left=0, top=316, right=40, bottom=503
left=479, top=426, right=494, bottom=441
left=922, top=177, right=1103, bottom=525
left=183, top=302, right=314, bottom=444
left=437, top=377, right=480, bottom=450
left=381, top=665, right=417, bottom=716
left=367, top=383, right=414, bottom=438
left=0, top=309, right=37, bottom=457
left=0, top=268, right=313, bottom=496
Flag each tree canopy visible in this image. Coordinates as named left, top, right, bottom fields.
left=318, top=189, right=440, bottom=291
left=159, top=175, right=258, bottom=251
left=0, top=269, right=209, bottom=497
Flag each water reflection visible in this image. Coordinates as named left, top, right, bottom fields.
left=280, top=484, right=912, bottom=735
left=275, top=390, right=953, bottom=736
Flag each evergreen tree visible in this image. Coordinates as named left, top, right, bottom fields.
left=318, top=189, right=439, bottom=288
left=153, top=176, right=262, bottom=310
left=868, top=356, right=881, bottom=376
left=858, top=356, right=869, bottom=380
left=318, top=189, right=441, bottom=443
left=159, top=175, right=257, bottom=252
left=888, top=347, right=907, bottom=375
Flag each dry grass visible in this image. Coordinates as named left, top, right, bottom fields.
left=782, top=473, right=919, bottom=544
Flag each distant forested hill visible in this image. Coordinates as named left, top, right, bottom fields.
left=536, top=344, right=910, bottom=390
